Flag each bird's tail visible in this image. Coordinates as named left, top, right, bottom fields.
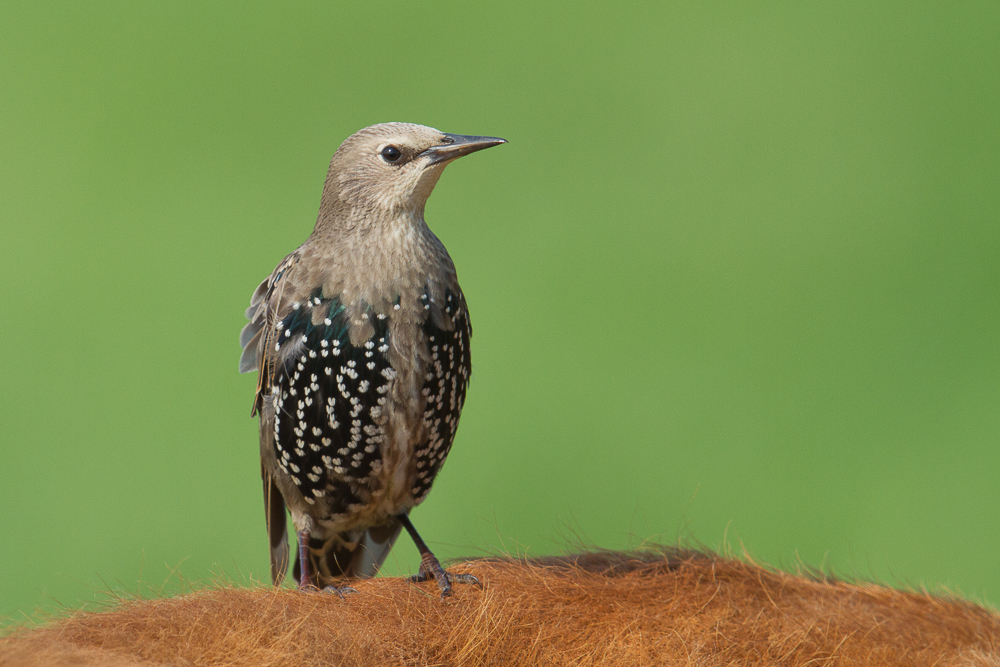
left=264, top=470, right=290, bottom=586
left=293, top=520, right=403, bottom=587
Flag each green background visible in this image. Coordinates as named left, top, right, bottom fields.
left=2, top=2, right=998, bottom=620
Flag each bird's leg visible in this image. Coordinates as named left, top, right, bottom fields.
left=398, top=514, right=480, bottom=598
left=297, top=530, right=318, bottom=591
left=297, top=529, right=357, bottom=597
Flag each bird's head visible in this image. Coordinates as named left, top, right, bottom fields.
left=321, top=122, right=506, bottom=219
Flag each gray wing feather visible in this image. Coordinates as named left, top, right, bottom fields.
left=242, top=251, right=302, bottom=586
left=238, top=252, right=300, bottom=375
left=238, top=277, right=270, bottom=374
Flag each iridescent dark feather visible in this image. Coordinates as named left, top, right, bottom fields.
left=263, top=289, right=471, bottom=515
left=268, top=294, right=393, bottom=510
left=411, top=289, right=472, bottom=503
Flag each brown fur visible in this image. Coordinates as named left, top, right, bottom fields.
left=3, top=549, right=998, bottom=666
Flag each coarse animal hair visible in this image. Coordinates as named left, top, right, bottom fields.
left=2, top=547, right=998, bottom=666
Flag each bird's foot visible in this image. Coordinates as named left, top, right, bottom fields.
left=408, top=552, right=481, bottom=598
left=297, top=579, right=357, bottom=599
left=321, top=584, right=358, bottom=600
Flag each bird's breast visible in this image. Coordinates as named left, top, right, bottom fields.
left=263, top=282, right=471, bottom=526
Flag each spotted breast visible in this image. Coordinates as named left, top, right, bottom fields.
left=259, top=285, right=471, bottom=522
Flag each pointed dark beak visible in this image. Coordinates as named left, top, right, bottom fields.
left=421, top=134, right=507, bottom=165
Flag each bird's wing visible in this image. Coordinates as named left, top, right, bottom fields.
left=241, top=251, right=302, bottom=586
left=239, top=251, right=302, bottom=374
left=238, top=251, right=302, bottom=414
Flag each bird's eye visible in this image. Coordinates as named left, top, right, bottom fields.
left=380, top=145, right=402, bottom=163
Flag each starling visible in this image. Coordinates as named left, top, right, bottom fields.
left=239, top=123, right=505, bottom=597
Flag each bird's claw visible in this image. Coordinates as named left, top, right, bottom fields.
left=321, top=584, right=358, bottom=600
left=296, top=580, right=357, bottom=600
left=408, top=555, right=481, bottom=598
left=407, top=570, right=480, bottom=586
left=297, top=581, right=319, bottom=593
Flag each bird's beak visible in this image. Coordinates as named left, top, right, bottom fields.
left=421, top=134, right=507, bottom=165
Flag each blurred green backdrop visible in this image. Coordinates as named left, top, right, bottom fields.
left=2, top=1, right=998, bottom=620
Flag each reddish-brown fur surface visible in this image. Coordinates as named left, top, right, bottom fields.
left=2, top=549, right=999, bottom=666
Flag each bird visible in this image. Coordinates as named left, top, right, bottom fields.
left=239, top=123, right=505, bottom=597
